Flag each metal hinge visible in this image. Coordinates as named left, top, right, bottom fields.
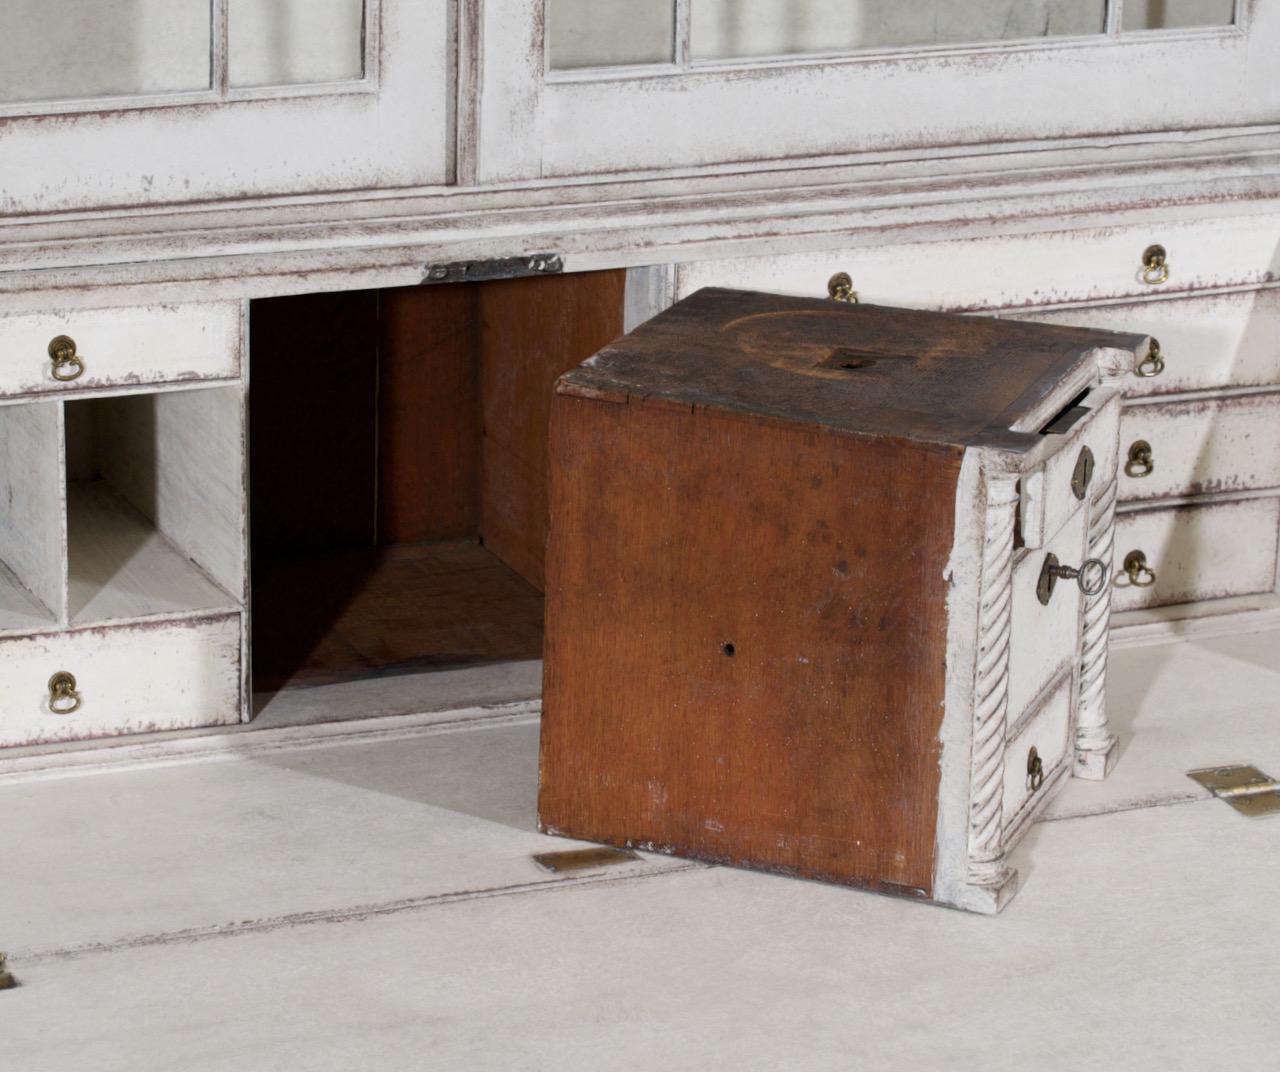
left=1187, top=765, right=1280, bottom=818
left=422, top=254, right=564, bottom=285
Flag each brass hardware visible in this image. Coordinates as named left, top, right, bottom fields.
left=1187, top=765, right=1280, bottom=818
left=532, top=846, right=640, bottom=873
left=1037, top=553, right=1109, bottom=605
left=47, top=335, right=85, bottom=382
left=827, top=272, right=858, bottom=303
left=1136, top=337, right=1165, bottom=378
left=1115, top=550, right=1156, bottom=588
left=1026, top=747, right=1045, bottom=792
left=422, top=254, right=563, bottom=284
left=47, top=671, right=81, bottom=715
left=1125, top=440, right=1154, bottom=478
left=1141, top=244, right=1169, bottom=286
left=1070, top=445, right=1095, bottom=501
left=0, top=953, right=15, bottom=991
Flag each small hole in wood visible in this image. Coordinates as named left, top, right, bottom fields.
left=722, top=642, right=736, bottom=657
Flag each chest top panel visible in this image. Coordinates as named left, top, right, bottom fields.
left=559, top=288, right=1148, bottom=453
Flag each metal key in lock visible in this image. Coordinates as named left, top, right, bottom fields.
left=1037, top=553, right=1109, bottom=605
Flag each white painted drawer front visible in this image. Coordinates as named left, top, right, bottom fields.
left=1119, top=393, right=1280, bottom=504
left=1113, top=499, right=1280, bottom=612
left=0, top=613, right=241, bottom=748
left=1003, top=674, right=1072, bottom=834
left=0, top=303, right=241, bottom=400
left=1008, top=506, right=1087, bottom=729
left=1020, top=390, right=1120, bottom=550
left=1011, top=289, right=1280, bottom=397
left=677, top=214, right=1280, bottom=314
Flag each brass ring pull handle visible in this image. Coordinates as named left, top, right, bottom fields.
left=1136, top=338, right=1165, bottom=378
left=48, top=671, right=82, bottom=715
left=827, top=272, right=858, bottom=304
left=48, top=335, right=85, bottom=382
left=1141, top=244, right=1169, bottom=286
left=1037, top=553, right=1109, bottom=605
left=1115, top=550, right=1157, bottom=589
left=1027, top=747, right=1045, bottom=792
left=1125, top=440, right=1154, bottom=478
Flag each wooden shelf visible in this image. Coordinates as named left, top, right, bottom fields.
left=68, top=481, right=239, bottom=626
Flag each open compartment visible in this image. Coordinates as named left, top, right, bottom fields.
left=248, top=270, right=629, bottom=709
left=0, top=400, right=65, bottom=632
left=64, top=387, right=246, bottom=626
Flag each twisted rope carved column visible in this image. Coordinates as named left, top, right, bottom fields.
left=967, top=475, right=1019, bottom=887
left=1075, top=474, right=1119, bottom=772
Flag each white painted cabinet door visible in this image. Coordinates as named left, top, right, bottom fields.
left=0, top=1, right=449, bottom=213
left=473, top=2, right=1280, bottom=181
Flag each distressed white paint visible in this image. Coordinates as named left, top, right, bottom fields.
left=1012, top=289, right=1280, bottom=397
left=0, top=302, right=241, bottom=401
left=676, top=213, right=1280, bottom=316
left=477, top=2, right=1275, bottom=181
left=0, top=612, right=242, bottom=748
left=86, top=387, right=247, bottom=601
left=1020, top=388, right=1121, bottom=548
left=1003, top=671, right=1073, bottom=830
left=1113, top=496, right=1280, bottom=612
left=0, top=401, right=65, bottom=626
left=1118, top=391, right=1280, bottom=502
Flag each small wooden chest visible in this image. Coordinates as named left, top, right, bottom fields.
left=540, top=288, right=1152, bottom=913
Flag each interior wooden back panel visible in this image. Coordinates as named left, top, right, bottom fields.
left=478, top=270, right=626, bottom=590
left=540, top=392, right=963, bottom=897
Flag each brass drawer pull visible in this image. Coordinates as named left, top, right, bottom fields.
left=1037, top=553, right=1109, bottom=605
left=48, top=671, right=82, bottom=715
left=827, top=272, right=858, bottom=303
left=1115, top=550, right=1157, bottom=588
left=1141, top=244, right=1169, bottom=286
left=48, top=335, right=85, bottom=382
left=1136, top=338, right=1165, bottom=378
left=1125, top=440, right=1154, bottom=478
left=1071, top=445, right=1095, bottom=501
left=1027, top=747, right=1045, bottom=792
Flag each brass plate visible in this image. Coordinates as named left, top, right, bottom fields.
left=532, top=846, right=640, bottom=873
left=1187, top=765, right=1280, bottom=817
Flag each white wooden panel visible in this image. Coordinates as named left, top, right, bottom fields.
left=1011, top=289, right=1280, bottom=397
left=1113, top=499, right=1280, bottom=612
left=676, top=214, right=1280, bottom=315
left=91, top=388, right=246, bottom=601
left=0, top=613, right=241, bottom=747
left=0, top=302, right=241, bottom=400
left=1119, top=393, right=1280, bottom=503
left=1021, top=390, right=1120, bottom=549
left=1003, top=672, right=1072, bottom=831
left=1008, top=506, right=1087, bottom=725
left=67, top=482, right=238, bottom=625
left=479, top=3, right=1278, bottom=180
left=0, top=401, right=64, bottom=623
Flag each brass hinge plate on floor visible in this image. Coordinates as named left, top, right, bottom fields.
left=0, top=953, right=17, bottom=991
left=532, top=846, right=639, bottom=873
left=1187, top=765, right=1280, bottom=817
left=422, top=254, right=564, bottom=285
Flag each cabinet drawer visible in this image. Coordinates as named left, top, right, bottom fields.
left=0, top=613, right=242, bottom=748
left=677, top=213, right=1280, bottom=313
left=1009, top=506, right=1087, bottom=727
left=1020, top=389, right=1120, bottom=549
left=1010, top=289, right=1280, bottom=398
left=1004, top=674, right=1073, bottom=834
left=1113, top=499, right=1280, bottom=612
left=0, top=303, right=242, bottom=400
left=1119, top=393, right=1280, bottom=503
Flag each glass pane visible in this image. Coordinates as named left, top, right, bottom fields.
left=230, top=0, right=365, bottom=88
left=1123, top=0, right=1235, bottom=30
left=0, top=0, right=210, bottom=105
left=549, top=0, right=675, bottom=69
left=692, top=0, right=1106, bottom=59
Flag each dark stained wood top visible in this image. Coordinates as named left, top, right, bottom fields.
left=558, top=288, right=1150, bottom=453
